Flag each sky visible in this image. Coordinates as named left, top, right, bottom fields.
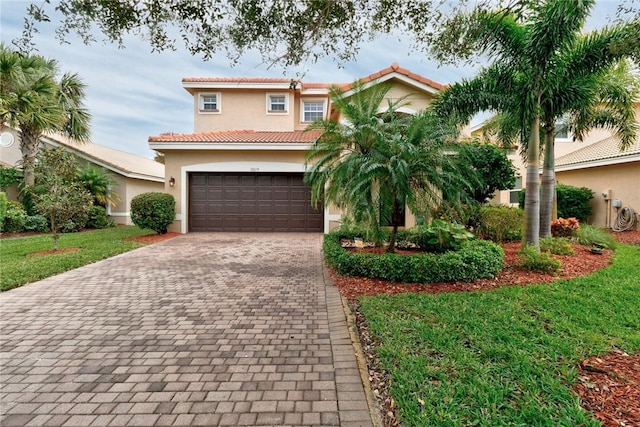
left=0, top=0, right=623, bottom=159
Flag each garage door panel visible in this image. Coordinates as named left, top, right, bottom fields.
left=189, top=172, right=323, bottom=232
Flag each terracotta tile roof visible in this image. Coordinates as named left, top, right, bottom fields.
left=149, top=130, right=322, bottom=143
left=556, top=135, right=640, bottom=167
left=182, top=77, right=291, bottom=83
left=182, top=64, right=444, bottom=93
left=338, top=62, right=446, bottom=92
left=44, top=132, right=164, bottom=180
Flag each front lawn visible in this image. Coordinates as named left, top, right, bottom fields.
left=0, top=226, right=161, bottom=291
left=359, top=244, right=640, bottom=426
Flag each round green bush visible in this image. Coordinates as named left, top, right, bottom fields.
left=130, top=192, right=175, bottom=234
left=324, top=233, right=504, bottom=283
left=3, top=201, right=27, bottom=233
left=86, top=205, right=113, bottom=229
left=477, top=205, right=524, bottom=243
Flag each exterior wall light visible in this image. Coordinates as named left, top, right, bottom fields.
left=169, top=176, right=175, bottom=188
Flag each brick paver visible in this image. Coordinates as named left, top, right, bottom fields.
left=1, top=233, right=374, bottom=426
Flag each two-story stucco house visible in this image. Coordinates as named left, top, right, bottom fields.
left=150, top=63, right=446, bottom=234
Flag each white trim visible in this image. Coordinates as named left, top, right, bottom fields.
left=266, top=93, right=289, bottom=115
left=198, top=92, right=221, bottom=114
left=149, top=142, right=313, bottom=151
left=340, top=72, right=441, bottom=98
left=180, top=161, right=329, bottom=235
left=42, top=137, right=164, bottom=182
left=556, top=154, right=640, bottom=171
left=108, top=211, right=130, bottom=217
left=184, top=82, right=291, bottom=90
left=325, top=213, right=342, bottom=234
left=300, top=88, right=330, bottom=95
left=300, top=98, right=327, bottom=123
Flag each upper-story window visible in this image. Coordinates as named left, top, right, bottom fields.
left=199, top=92, right=221, bottom=113
left=555, top=121, right=570, bottom=141
left=301, top=100, right=326, bottom=122
left=266, top=93, right=289, bottom=114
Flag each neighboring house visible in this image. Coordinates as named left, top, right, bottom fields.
left=555, top=134, right=640, bottom=229
left=0, top=128, right=165, bottom=225
left=150, top=63, right=445, bottom=234
left=481, top=103, right=639, bottom=231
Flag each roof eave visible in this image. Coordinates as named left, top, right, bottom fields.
left=149, top=142, right=314, bottom=151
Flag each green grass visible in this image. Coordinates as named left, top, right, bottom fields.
left=359, top=244, right=640, bottom=426
left=0, top=226, right=158, bottom=291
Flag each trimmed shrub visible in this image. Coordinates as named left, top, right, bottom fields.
left=550, top=217, right=580, bottom=237
left=324, top=232, right=504, bottom=283
left=3, top=201, right=27, bottom=233
left=517, top=245, right=562, bottom=275
left=86, top=206, right=113, bottom=229
left=131, top=192, right=175, bottom=234
left=540, top=237, right=574, bottom=255
left=576, top=224, right=617, bottom=250
left=519, top=184, right=594, bottom=222
left=477, top=205, right=524, bottom=243
left=24, top=214, right=49, bottom=232
left=0, top=192, right=7, bottom=230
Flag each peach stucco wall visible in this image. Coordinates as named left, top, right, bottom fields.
left=556, top=162, right=640, bottom=230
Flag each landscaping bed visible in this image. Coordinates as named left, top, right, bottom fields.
left=337, top=233, right=640, bottom=426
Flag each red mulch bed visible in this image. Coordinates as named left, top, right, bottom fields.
left=124, top=232, right=180, bottom=244
left=27, top=247, right=81, bottom=257
left=575, top=351, right=640, bottom=427
left=334, top=242, right=614, bottom=301
left=336, top=230, right=640, bottom=427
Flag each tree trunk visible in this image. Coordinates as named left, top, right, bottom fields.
left=523, top=116, right=541, bottom=249
left=539, top=127, right=555, bottom=238
left=19, top=127, right=41, bottom=186
left=386, top=200, right=401, bottom=253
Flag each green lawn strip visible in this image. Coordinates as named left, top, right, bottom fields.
left=359, top=244, right=640, bottom=426
left=0, top=226, right=157, bottom=291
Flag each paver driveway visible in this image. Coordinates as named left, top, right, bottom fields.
left=0, top=233, right=374, bottom=426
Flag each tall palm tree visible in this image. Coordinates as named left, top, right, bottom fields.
left=434, top=0, right=640, bottom=248
left=0, top=44, right=91, bottom=186
left=305, top=82, right=463, bottom=252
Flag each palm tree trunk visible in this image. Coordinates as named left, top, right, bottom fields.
left=523, top=116, right=541, bottom=249
left=386, top=199, right=401, bottom=253
left=19, top=127, right=41, bottom=186
left=540, top=127, right=555, bottom=238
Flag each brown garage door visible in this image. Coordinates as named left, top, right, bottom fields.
left=189, top=172, right=323, bottom=232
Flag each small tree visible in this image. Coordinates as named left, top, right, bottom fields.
left=76, top=164, right=120, bottom=207
left=130, top=192, right=175, bottom=234
left=33, top=148, right=93, bottom=249
left=455, top=140, right=518, bottom=203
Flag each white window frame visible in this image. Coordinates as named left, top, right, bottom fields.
left=198, top=92, right=221, bottom=114
left=301, top=99, right=326, bottom=123
left=266, top=93, right=289, bottom=115
left=555, top=121, right=571, bottom=142
left=509, top=176, right=523, bottom=205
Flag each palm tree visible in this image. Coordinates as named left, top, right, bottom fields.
left=434, top=0, right=640, bottom=248
left=305, top=82, right=463, bottom=252
left=76, top=164, right=120, bottom=207
left=0, top=44, right=91, bottom=186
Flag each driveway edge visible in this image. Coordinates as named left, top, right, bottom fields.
left=323, top=266, right=383, bottom=427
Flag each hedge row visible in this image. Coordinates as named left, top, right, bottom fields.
left=324, top=233, right=504, bottom=283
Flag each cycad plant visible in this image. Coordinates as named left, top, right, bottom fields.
left=305, top=82, right=466, bottom=252
left=76, top=164, right=120, bottom=207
